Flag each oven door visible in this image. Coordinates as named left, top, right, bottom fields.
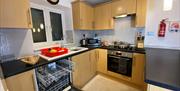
left=108, top=55, right=132, bottom=77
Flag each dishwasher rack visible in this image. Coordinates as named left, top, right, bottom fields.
left=35, top=58, right=73, bottom=91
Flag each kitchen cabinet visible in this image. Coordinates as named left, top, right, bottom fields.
left=0, top=0, right=32, bottom=28
left=72, top=1, right=94, bottom=30
left=135, top=0, right=147, bottom=27
left=89, top=50, right=98, bottom=78
left=96, top=49, right=107, bottom=74
left=132, top=53, right=146, bottom=87
left=5, top=70, right=36, bottom=91
left=94, top=2, right=114, bottom=30
left=111, top=0, right=136, bottom=17
left=72, top=50, right=97, bottom=88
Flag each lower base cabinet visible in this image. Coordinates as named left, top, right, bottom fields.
left=71, top=49, right=146, bottom=90
left=96, top=49, right=107, bottom=74
left=72, top=50, right=97, bottom=89
left=132, top=53, right=146, bottom=86
left=5, top=70, right=36, bottom=91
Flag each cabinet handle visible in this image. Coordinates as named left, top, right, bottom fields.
left=27, top=9, right=31, bottom=27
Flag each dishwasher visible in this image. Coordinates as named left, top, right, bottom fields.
left=35, top=58, right=79, bottom=91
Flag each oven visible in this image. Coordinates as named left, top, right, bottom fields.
left=108, top=50, right=133, bottom=77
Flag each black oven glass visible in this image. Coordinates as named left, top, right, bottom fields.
left=108, top=55, right=132, bottom=77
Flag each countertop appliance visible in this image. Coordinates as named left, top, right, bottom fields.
left=80, top=34, right=87, bottom=46
left=80, top=38, right=101, bottom=47
left=107, top=50, right=133, bottom=77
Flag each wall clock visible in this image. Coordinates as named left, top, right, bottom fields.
left=47, top=0, right=59, bottom=5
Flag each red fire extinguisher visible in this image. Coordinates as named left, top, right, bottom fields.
left=158, top=19, right=167, bottom=37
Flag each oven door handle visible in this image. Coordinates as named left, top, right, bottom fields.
left=108, top=55, right=121, bottom=59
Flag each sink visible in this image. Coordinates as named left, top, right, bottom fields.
left=70, top=48, right=82, bottom=51
left=69, top=47, right=83, bottom=51
left=68, top=47, right=88, bottom=52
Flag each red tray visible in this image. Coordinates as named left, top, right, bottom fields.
left=41, top=47, right=68, bottom=57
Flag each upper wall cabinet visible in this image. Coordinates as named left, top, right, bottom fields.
left=135, top=0, right=147, bottom=27
left=72, top=1, right=94, bottom=30
left=94, top=2, right=114, bottom=30
left=111, top=0, right=136, bottom=17
left=0, top=0, right=32, bottom=28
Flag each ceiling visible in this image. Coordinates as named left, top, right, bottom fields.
left=84, top=0, right=112, bottom=5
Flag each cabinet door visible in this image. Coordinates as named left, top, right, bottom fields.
left=112, top=0, right=126, bottom=17
left=135, top=0, right=147, bottom=27
left=94, top=3, right=114, bottom=30
left=89, top=50, right=97, bottom=78
left=72, top=1, right=94, bottom=30
left=126, top=0, right=136, bottom=14
left=112, top=0, right=136, bottom=17
left=79, top=2, right=94, bottom=30
left=0, top=0, right=32, bottom=28
left=97, top=49, right=107, bottom=74
left=72, top=51, right=91, bottom=88
left=72, top=2, right=81, bottom=30
left=132, top=53, right=145, bottom=86
left=5, top=70, right=35, bottom=91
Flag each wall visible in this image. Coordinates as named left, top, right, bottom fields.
left=0, top=29, right=34, bottom=59
left=74, top=16, right=145, bottom=46
left=145, top=0, right=180, bottom=49
left=0, top=1, right=74, bottom=61
left=74, top=30, right=95, bottom=46
left=30, top=3, right=67, bottom=50
left=96, top=17, right=145, bottom=44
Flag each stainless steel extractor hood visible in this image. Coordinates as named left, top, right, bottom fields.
left=113, top=13, right=136, bottom=19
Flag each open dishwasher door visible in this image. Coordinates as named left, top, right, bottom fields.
left=35, top=58, right=81, bottom=91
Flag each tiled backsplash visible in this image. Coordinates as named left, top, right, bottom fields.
left=0, top=29, right=34, bottom=62
left=0, top=32, right=10, bottom=54
left=74, top=30, right=95, bottom=46
left=74, top=16, right=145, bottom=45
left=0, top=31, right=11, bottom=61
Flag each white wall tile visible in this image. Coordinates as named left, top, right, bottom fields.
left=74, top=16, right=145, bottom=45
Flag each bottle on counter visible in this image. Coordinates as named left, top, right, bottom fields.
left=80, top=34, right=87, bottom=47
left=136, top=32, right=144, bottom=48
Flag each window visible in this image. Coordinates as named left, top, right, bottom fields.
left=31, top=8, right=47, bottom=43
left=30, top=4, right=65, bottom=46
left=50, top=12, right=64, bottom=41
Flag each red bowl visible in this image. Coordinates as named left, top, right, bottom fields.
left=41, top=47, right=68, bottom=57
